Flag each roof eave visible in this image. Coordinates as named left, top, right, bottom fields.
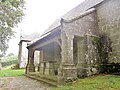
left=27, top=25, right=61, bottom=48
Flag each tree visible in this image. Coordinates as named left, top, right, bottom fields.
left=0, top=0, right=25, bottom=56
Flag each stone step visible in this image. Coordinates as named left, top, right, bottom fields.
left=28, top=73, right=58, bottom=82
left=35, top=74, right=57, bottom=82
left=24, top=74, right=58, bottom=87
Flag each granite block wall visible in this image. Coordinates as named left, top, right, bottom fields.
left=97, top=0, right=120, bottom=63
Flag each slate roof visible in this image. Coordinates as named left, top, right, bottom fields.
left=21, top=32, right=40, bottom=42
left=43, top=0, right=104, bottom=35
left=62, top=0, right=104, bottom=20
left=42, top=18, right=61, bottom=35
left=28, top=26, right=61, bottom=46
left=28, top=0, right=105, bottom=47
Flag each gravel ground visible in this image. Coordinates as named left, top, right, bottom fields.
left=0, top=76, right=52, bottom=90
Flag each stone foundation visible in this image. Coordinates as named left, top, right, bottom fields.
left=58, top=64, right=77, bottom=84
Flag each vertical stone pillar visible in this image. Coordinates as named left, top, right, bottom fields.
left=85, top=34, right=93, bottom=76
left=85, top=34, right=99, bottom=76
left=58, top=31, right=77, bottom=84
left=26, top=48, right=35, bottom=74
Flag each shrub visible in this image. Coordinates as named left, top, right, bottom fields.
left=0, top=55, right=18, bottom=67
left=1, top=60, right=17, bottom=67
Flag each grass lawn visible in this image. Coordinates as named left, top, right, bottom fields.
left=53, top=74, right=120, bottom=90
left=0, top=69, right=25, bottom=77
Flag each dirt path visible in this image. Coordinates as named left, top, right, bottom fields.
left=0, top=76, right=52, bottom=90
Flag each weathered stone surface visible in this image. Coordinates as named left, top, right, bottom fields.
left=25, top=0, right=120, bottom=85
left=97, top=0, right=120, bottom=63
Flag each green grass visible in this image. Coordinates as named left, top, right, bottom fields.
left=53, top=75, right=120, bottom=90
left=0, top=69, right=25, bottom=77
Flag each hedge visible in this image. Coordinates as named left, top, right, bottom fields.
left=1, top=60, right=17, bottom=67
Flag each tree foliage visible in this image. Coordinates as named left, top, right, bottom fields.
left=0, top=0, right=25, bottom=56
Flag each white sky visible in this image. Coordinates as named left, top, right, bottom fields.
left=7, top=0, right=85, bottom=55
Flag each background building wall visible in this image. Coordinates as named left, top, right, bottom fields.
left=20, top=42, right=28, bottom=68
left=20, top=42, right=40, bottom=68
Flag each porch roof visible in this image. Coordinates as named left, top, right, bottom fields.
left=19, top=32, right=40, bottom=44
left=27, top=26, right=61, bottom=48
left=27, top=0, right=105, bottom=48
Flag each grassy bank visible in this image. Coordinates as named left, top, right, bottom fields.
left=54, top=75, right=120, bottom=90
left=0, top=69, right=25, bottom=77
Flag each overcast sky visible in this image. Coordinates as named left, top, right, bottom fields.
left=7, top=0, right=85, bottom=55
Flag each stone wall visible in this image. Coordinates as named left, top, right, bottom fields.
left=61, top=10, right=100, bottom=76
left=62, top=11, right=98, bottom=36
left=96, top=0, right=120, bottom=63
left=20, top=42, right=28, bottom=68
